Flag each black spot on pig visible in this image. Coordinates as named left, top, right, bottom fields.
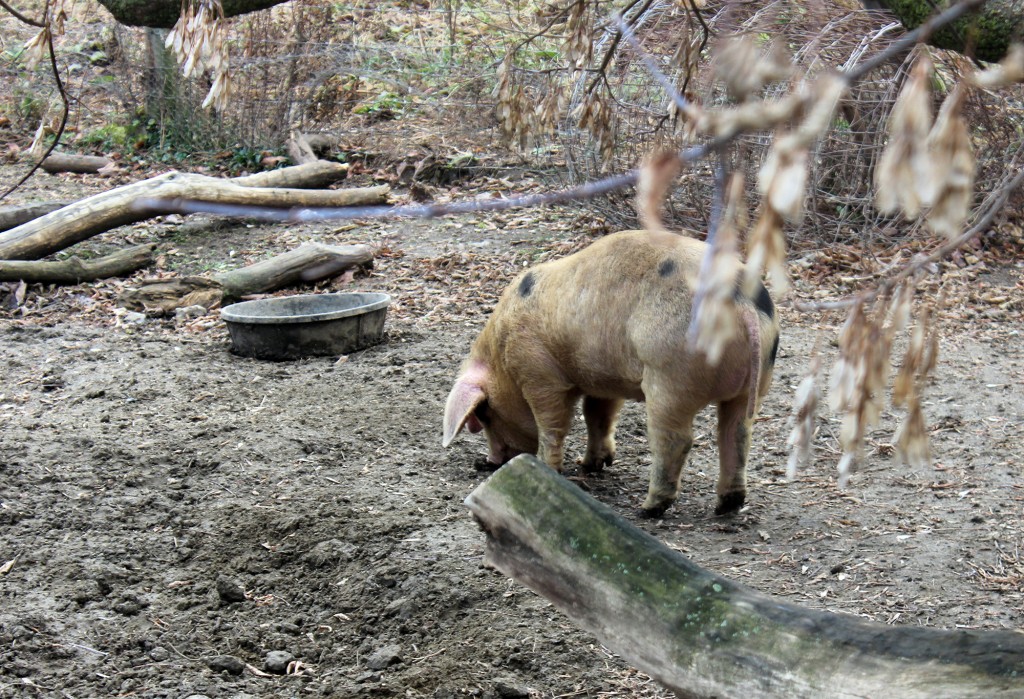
left=769, top=334, right=780, bottom=367
left=734, top=279, right=775, bottom=319
left=753, top=282, right=775, bottom=319
left=657, top=259, right=676, bottom=278
left=518, top=272, right=536, bottom=298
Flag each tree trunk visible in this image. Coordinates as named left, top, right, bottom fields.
left=0, top=166, right=389, bottom=261
left=867, top=0, right=1023, bottom=62
left=0, top=244, right=155, bottom=284
left=97, top=0, right=290, bottom=30
left=118, top=242, right=373, bottom=312
left=465, top=455, right=1024, bottom=699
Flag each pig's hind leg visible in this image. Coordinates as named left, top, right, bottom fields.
left=714, top=393, right=751, bottom=515
left=639, top=398, right=695, bottom=518
left=581, top=396, right=624, bottom=473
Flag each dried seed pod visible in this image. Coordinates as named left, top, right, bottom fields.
left=687, top=174, right=744, bottom=365
left=166, top=0, right=231, bottom=110
left=925, top=85, right=975, bottom=241
left=564, top=0, right=593, bottom=71
left=829, top=302, right=891, bottom=481
left=970, top=43, right=1024, bottom=88
left=874, top=56, right=934, bottom=217
left=786, top=353, right=821, bottom=479
left=743, top=207, right=788, bottom=296
left=894, top=394, right=930, bottom=468
left=758, top=133, right=808, bottom=222
left=22, top=28, right=50, bottom=71
left=712, top=35, right=792, bottom=101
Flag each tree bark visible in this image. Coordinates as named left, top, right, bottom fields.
left=867, top=0, right=1023, bottom=62
left=230, top=160, right=349, bottom=189
left=97, top=0, right=290, bottom=29
left=0, top=203, right=67, bottom=233
left=118, top=242, right=374, bottom=312
left=0, top=166, right=389, bottom=261
left=0, top=244, right=155, bottom=284
left=40, top=153, right=114, bottom=174
left=215, top=242, right=373, bottom=299
left=285, top=134, right=339, bottom=166
left=465, top=455, right=1024, bottom=699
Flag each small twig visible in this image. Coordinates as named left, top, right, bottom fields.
left=0, top=6, right=71, bottom=201
left=682, top=0, right=712, bottom=96
left=615, top=12, right=690, bottom=113
left=0, top=0, right=46, bottom=27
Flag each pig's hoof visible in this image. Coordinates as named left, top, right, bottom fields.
left=580, top=453, right=613, bottom=474
left=714, top=491, right=746, bottom=516
left=473, top=456, right=500, bottom=472
left=639, top=501, right=671, bottom=519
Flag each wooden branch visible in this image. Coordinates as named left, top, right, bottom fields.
left=215, top=242, right=373, bottom=299
left=286, top=133, right=319, bottom=165
left=465, top=455, right=1024, bottom=699
left=0, top=244, right=155, bottom=284
left=285, top=134, right=339, bottom=166
left=118, top=243, right=373, bottom=312
left=0, top=170, right=390, bottom=261
left=0, top=202, right=68, bottom=233
left=230, top=160, right=349, bottom=189
left=40, top=153, right=113, bottom=174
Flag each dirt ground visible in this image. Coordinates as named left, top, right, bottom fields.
left=1, top=164, right=1023, bottom=699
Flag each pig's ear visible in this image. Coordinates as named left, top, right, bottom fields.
left=443, top=377, right=487, bottom=447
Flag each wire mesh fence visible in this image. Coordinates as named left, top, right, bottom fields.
left=1, top=0, right=1022, bottom=246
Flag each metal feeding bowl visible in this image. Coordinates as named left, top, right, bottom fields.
left=220, top=292, right=391, bottom=360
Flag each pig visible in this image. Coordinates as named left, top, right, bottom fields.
left=442, top=229, right=779, bottom=517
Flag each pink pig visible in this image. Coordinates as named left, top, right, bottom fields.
left=443, top=230, right=779, bottom=517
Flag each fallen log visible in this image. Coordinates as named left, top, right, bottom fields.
left=119, top=242, right=373, bottom=313
left=465, top=455, right=1024, bottom=699
left=230, top=160, right=348, bottom=189
left=0, top=244, right=155, bottom=284
left=0, top=202, right=68, bottom=233
left=40, top=152, right=114, bottom=174
left=0, top=169, right=389, bottom=261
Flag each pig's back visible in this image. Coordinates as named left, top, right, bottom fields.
left=495, top=230, right=713, bottom=398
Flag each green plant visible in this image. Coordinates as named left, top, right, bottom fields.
left=353, top=91, right=404, bottom=119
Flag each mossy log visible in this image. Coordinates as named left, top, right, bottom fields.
left=0, top=244, right=155, bottom=284
left=0, top=163, right=387, bottom=261
left=465, top=455, right=1024, bottom=699
left=119, top=242, right=373, bottom=313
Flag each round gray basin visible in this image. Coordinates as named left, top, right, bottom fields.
left=220, top=292, right=391, bottom=360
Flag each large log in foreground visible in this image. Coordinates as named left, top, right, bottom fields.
left=0, top=164, right=388, bottom=261
left=465, top=455, right=1024, bottom=699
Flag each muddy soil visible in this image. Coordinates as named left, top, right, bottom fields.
left=1, top=195, right=1024, bottom=699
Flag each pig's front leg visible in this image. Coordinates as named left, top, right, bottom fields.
left=582, top=396, right=624, bottom=473
left=525, top=389, right=576, bottom=473
left=640, top=400, right=695, bottom=517
left=715, top=394, right=751, bottom=515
